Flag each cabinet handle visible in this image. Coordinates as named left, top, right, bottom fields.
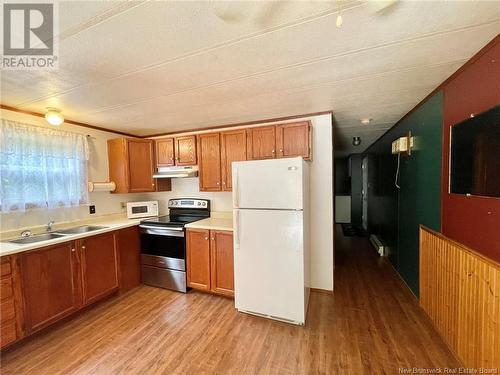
left=222, top=181, right=226, bottom=185
left=216, top=182, right=220, bottom=185
left=81, top=245, right=86, bottom=250
left=279, top=149, right=283, bottom=153
left=71, top=248, right=75, bottom=252
left=211, top=237, right=215, bottom=241
left=204, top=236, right=208, bottom=240
left=272, top=149, right=275, bottom=154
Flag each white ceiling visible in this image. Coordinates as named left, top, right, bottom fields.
left=1, top=1, right=499, bottom=156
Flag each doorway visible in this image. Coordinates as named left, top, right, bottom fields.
left=362, top=156, right=368, bottom=231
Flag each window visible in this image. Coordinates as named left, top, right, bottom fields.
left=0, top=119, right=89, bottom=213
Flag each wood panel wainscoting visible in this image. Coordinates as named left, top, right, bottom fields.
left=419, top=226, right=500, bottom=369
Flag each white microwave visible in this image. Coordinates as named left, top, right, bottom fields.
left=126, top=201, right=159, bottom=219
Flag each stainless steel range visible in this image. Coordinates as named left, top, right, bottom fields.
left=139, top=198, right=210, bottom=292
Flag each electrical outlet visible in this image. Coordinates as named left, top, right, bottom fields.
left=89, top=205, right=96, bottom=214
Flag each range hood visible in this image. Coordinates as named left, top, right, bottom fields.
left=153, top=166, right=198, bottom=179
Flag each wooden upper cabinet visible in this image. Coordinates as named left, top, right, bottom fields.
left=246, top=126, right=276, bottom=160
left=198, top=133, right=222, bottom=191
left=210, top=231, right=234, bottom=297
left=80, top=232, right=119, bottom=306
left=175, top=136, right=197, bottom=166
left=128, top=140, right=156, bottom=192
left=156, top=138, right=175, bottom=167
left=186, top=229, right=211, bottom=291
left=276, top=121, right=311, bottom=160
left=21, top=242, right=80, bottom=334
left=221, top=130, right=247, bottom=191
left=108, top=138, right=156, bottom=193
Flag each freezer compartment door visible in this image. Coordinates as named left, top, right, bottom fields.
left=232, top=157, right=304, bottom=210
left=234, top=209, right=305, bottom=323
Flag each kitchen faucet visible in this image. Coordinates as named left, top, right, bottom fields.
left=47, top=220, right=55, bottom=232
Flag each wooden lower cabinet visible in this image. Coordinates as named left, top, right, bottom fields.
left=21, top=242, right=80, bottom=334
left=186, top=229, right=234, bottom=297
left=210, top=231, right=234, bottom=297
left=1, top=256, right=24, bottom=349
left=117, top=226, right=141, bottom=293
left=80, top=232, right=119, bottom=306
left=0, top=227, right=135, bottom=349
left=186, top=229, right=211, bottom=291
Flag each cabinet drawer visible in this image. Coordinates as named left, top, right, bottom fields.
left=0, top=277, right=13, bottom=301
left=0, top=319, right=17, bottom=348
left=0, top=298, right=16, bottom=323
left=1, top=260, right=11, bottom=277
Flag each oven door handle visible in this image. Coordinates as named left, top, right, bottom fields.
left=139, top=225, right=185, bottom=237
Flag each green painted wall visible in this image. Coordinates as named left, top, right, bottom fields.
left=365, top=92, right=443, bottom=296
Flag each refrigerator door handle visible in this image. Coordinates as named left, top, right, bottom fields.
left=233, top=168, right=239, bottom=208
left=234, top=209, right=240, bottom=248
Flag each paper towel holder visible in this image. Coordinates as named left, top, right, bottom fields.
left=87, top=181, right=116, bottom=192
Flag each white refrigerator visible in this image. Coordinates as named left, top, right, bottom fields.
left=232, top=157, right=310, bottom=325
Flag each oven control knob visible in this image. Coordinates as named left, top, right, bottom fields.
left=197, top=202, right=201, bottom=206
left=202, top=202, right=206, bottom=206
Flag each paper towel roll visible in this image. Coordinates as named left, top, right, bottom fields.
left=88, top=182, right=116, bottom=192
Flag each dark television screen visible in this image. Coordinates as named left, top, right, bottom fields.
left=450, top=105, right=500, bottom=198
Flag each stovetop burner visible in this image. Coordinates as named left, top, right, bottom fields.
left=140, top=215, right=203, bottom=228
left=139, top=198, right=210, bottom=228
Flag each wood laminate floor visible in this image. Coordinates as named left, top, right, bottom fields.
left=1, top=227, right=459, bottom=374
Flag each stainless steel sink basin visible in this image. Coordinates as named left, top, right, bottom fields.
left=8, top=233, right=67, bottom=244
left=54, top=225, right=108, bottom=234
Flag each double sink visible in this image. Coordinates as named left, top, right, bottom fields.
left=7, top=226, right=109, bottom=245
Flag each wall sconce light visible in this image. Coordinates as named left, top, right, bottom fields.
left=352, top=137, right=361, bottom=146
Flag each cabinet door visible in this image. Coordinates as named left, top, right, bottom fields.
left=80, top=232, right=119, bottom=306
left=247, top=126, right=276, bottom=160
left=117, top=226, right=141, bottom=293
left=0, top=256, right=24, bottom=348
left=156, top=138, right=175, bottom=167
left=175, top=136, right=197, bottom=166
left=210, top=231, right=234, bottom=297
left=21, top=242, right=80, bottom=333
left=128, top=139, right=156, bottom=192
left=198, top=133, right=222, bottom=191
left=221, top=130, right=247, bottom=191
left=276, top=122, right=311, bottom=160
left=186, top=229, right=211, bottom=291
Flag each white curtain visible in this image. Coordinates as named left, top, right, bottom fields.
left=0, top=119, right=89, bottom=213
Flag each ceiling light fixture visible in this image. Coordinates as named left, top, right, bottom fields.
left=352, top=137, right=361, bottom=146
left=335, top=0, right=343, bottom=28
left=361, top=118, right=372, bottom=125
left=336, top=14, right=343, bottom=28
left=45, top=108, right=64, bottom=126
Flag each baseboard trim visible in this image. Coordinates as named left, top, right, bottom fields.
left=310, top=288, right=333, bottom=295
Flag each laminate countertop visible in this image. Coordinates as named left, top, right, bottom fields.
left=0, top=218, right=141, bottom=257
left=185, top=218, right=233, bottom=232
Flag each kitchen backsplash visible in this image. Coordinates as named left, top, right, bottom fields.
left=0, top=178, right=232, bottom=233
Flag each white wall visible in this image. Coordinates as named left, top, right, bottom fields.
left=335, top=196, right=351, bottom=223
left=307, top=114, right=334, bottom=291
left=0, top=110, right=334, bottom=291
